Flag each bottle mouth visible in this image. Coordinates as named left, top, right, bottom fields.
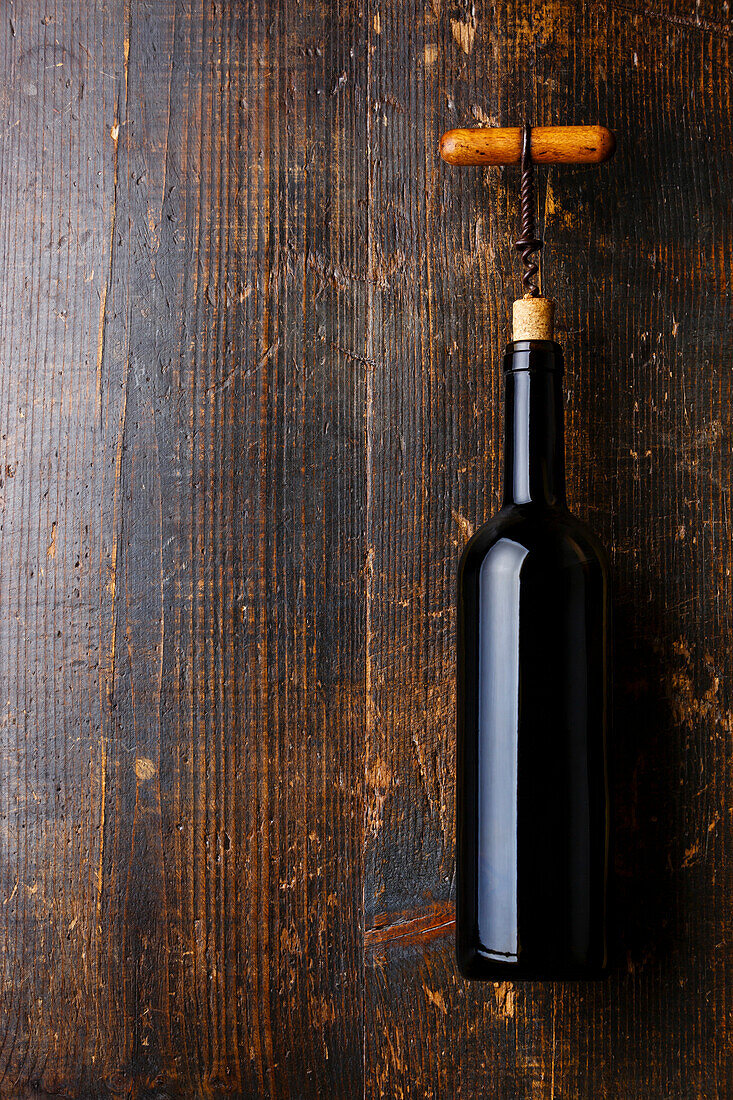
left=503, top=341, right=564, bottom=374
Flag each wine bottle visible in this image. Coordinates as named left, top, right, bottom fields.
left=456, top=316, right=611, bottom=980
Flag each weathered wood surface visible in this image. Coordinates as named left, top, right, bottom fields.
left=0, top=1, right=730, bottom=1097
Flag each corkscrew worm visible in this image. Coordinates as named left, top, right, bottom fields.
left=514, top=122, right=543, bottom=298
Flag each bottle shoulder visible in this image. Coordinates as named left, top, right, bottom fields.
left=459, top=504, right=610, bottom=578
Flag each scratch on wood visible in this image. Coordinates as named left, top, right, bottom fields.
left=365, top=757, right=393, bottom=836
left=450, top=18, right=476, bottom=54
left=365, top=901, right=455, bottom=949
left=134, top=757, right=157, bottom=782
left=610, top=1, right=733, bottom=38
left=97, top=108, right=120, bottom=419
left=331, top=343, right=377, bottom=369
left=493, top=982, right=515, bottom=1018
left=667, top=639, right=732, bottom=733
left=452, top=508, right=474, bottom=541
left=96, top=738, right=106, bottom=926
left=424, top=987, right=447, bottom=1015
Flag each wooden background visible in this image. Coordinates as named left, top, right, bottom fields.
left=0, top=0, right=730, bottom=1096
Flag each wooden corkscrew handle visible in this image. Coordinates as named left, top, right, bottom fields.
left=440, top=124, right=616, bottom=166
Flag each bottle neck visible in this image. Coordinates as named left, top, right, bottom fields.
left=502, top=341, right=566, bottom=508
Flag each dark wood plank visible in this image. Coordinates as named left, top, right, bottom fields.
left=364, top=1, right=732, bottom=1098
left=0, top=1, right=367, bottom=1096
left=0, top=1, right=128, bottom=1092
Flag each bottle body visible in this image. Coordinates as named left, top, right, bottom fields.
left=456, top=341, right=611, bottom=980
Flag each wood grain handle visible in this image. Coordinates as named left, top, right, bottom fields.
left=440, top=125, right=616, bottom=166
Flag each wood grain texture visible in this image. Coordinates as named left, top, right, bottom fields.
left=364, top=1, right=732, bottom=1099
left=0, top=0, right=730, bottom=1097
left=0, top=1, right=367, bottom=1096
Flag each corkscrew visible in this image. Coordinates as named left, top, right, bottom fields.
left=514, top=122, right=542, bottom=298
left=439, top=122, right=616, bottom=339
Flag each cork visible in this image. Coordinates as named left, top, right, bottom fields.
left=512, top=296, right=555, bottom=341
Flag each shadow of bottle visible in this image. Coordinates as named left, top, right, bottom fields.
left=607, top=579, right=680, bottom=975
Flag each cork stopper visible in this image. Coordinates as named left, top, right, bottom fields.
left=512, top=296, right=555, bottom=341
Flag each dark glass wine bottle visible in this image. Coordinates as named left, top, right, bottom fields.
left=456, top=337, right=611, bottom=980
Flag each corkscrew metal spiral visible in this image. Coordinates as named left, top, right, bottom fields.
left=513, top=123, right=543, bottom=298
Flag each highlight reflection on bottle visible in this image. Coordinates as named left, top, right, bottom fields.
left=456, top=339, right=611, bottom=981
